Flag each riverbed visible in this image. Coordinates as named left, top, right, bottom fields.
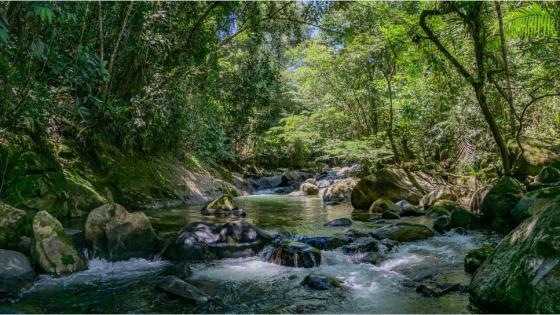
left=0, top=194, right=498, bottom=313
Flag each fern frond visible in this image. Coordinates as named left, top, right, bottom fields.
left=503, top=3, right=558, bottom=39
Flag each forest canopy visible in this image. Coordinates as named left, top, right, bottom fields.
left=1, top=1, right=559, bottom=176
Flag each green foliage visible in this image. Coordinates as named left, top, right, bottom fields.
left=503, top=3, right=558, bottom=39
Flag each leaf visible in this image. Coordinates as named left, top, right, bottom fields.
left=502, top=3, right=558, bottom=39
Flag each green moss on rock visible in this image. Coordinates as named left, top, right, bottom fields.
left=470, top=195, right=560, bottom=313
left=31, top=211, right=86, bottom=274
left=369, top=197, right=400, bottom=214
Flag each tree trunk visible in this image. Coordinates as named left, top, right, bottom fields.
left=385, top=74, right=400, bottom=163
left=420, top=4, right=512, bottom=175
left=495, top=1, right=517, bottom=137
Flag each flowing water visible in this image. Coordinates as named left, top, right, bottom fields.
left=1, top=194, right=498, bottom=313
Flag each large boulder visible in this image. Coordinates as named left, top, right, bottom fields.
left=372, top=222, right=433, bottom=242
left=350, top=168, right=436, bottom=210
left=31, top=211, right=86, bottom=274
left=470, top=195, right=560, bottom=313
left=510, top=187, right=560, bottom=225
left=264, top=240, right=321, bottom=268
left=322, top=178, right=357, bottom=205
left=480, top=176, right=524, bottom=233
left=85, top=203, right=158, bottom=261
left=420, top=186, right=458, bottom=209
left=0, top=202, right=27, bottom=249
left=0, top=249, right=36, bottom=297
left=163, top=221, right=274, bottom=261
left=299, top=183, right=319, bottom=195
left=508, top=137, right=560, bottom=177
left=201, top=195, right=245, bottom=217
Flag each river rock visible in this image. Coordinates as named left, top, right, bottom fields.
left=416, top=280, right=462, bottom=297
left=433, top=215, right=452, bottom=234
left=85, top=203, right=158, bottom=261
left=322, top=178, right=357, bottom=205
left=158, top=275, right=208, bottom=304
left=470, top=195, right=560, bottom=313
left=163, top=262, right=193, bottom=280
left=372, top=222, right=433, bottom=242
left=420, top=186, right=458, bottom=209
left=450, top=208, right=477, bottom=229
left=481, top=176, right=524, bottom=233
left=0, top=249, right=36, bottom=297
left=536, top=166, right=560, bottom=184
left=301, top=272, right=341, bottom=290
left=350, top=168, right=436, bottom=210
left=300, top=183, right=319, bottom=195
left=296, top=236, right=353, bottom=250
left=0, top=202, right=27, bottom=250
left=508, top=137, right=560, bottom=177
left=369, top=197, right=400, bottom=214
left=324, top=218, right=352, bottom=227
left=31, top=211, right=86, bottom=274
left=201, top=195, right=245, bottom=217
left=163, top=221, right=274, bottom=261
left=342, top=237, right=381, bottom=254
left=396, top=200, right=424, bottom=217
left=265, top=240, right=321, bottom=268
left=464, top=246, right=494, bottom=274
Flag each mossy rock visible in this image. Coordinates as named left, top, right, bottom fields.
left=351, top=168, right=433, bottom=210
left=433, top=199, right=456, bottom=211
left=470, top=195, right=560, bottom=313
left=0, top=202, right=28, bottom=249
left=433, top=215, right=452, bottom=233
left=511, top=186, right=560, bottom=226
left=508, top=137, right=560, bottom=177
left=420, top=186, right=458, bottom=208
left=450, top=208, right=476, bottom=229
left=426, top=206, right=451, bottom=218
left=373, top=222, right=433, bottom=242
left=536, top=166, right=560, bottom=184
left=31, top=211, right=86, bottom=274
left=481, top=176, right=524, bottom=226
left=0, top=135, right=106, bottom=219
left=85, top=203, right=158, bottom=261
left=464, top=246, right=495, bottom=274
left=369, top=197, right=400, bottom=214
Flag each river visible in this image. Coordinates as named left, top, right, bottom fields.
left=0, top=194, right=498, bottom=313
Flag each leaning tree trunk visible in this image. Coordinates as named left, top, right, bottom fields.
left=420, top=3, right=512, bottom=175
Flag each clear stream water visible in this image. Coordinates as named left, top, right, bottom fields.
left=1, top=194, right=498, bottom=313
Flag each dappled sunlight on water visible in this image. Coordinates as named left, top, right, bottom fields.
left=2, top=194, right=497, bottom=313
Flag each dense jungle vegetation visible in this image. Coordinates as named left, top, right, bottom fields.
left=2, top=2, right=560, bottom=314
left=1, top=1, right=559, bottom=174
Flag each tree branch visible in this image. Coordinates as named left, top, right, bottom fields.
left=419, top=8, right=473, bottom=82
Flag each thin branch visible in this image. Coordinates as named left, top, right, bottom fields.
left=419, top=8, right=474, bottom=82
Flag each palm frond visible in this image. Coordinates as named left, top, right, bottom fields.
left=503, top=3, right=558, bottom=39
